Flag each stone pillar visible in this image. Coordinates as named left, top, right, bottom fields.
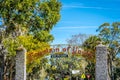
left=96, top=43, right=109, bottom=80
left=15, top=47, right=26, bottom=80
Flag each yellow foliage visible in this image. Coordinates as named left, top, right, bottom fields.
left=3, top=35, right=50, bottom=73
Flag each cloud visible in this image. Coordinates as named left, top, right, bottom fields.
left=54, top=26, right=97, bottom=30
left=62, top=4, right=110, bottom=10
left=60, top=21, right=82, bottom=24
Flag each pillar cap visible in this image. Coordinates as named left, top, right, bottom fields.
left=96, top=41, right=106, bottom=47
left=16, top=45, right=25, bottom=51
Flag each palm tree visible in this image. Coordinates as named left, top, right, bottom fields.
left=82, top=35, right=101, bottom=79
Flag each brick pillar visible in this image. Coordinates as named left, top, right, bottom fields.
left=15, top=47, right=26, bottom=80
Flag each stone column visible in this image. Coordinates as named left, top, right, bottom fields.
left=96, top=43, right=109, bottom=80
left=15, top=47, right=26, bottom=80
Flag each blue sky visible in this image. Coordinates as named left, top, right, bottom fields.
left=51, top=0, right=120, bottom=44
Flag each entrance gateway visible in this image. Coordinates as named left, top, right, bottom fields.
left=0, top=43, right=110, bottom=80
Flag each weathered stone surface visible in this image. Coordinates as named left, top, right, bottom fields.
left=96, top=44, right=109, bottom=80
left=15, top=48, right=26, bottom=80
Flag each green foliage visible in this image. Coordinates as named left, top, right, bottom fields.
left=114, top=67, right=120, bottom=79
left=97, top=22, right=120, bottom=80
left=82, top=35, right=101, bottom=63
left=0, top=0, right=61, bottom=79
left=3, top=35, right=50, bottom=56
left=82, top=36, right=101, bottom=79
left=97, top=22, right=120, bottom=56
left=3, top=35, right=50, bottom=75
left=3, top=37, right=19, bottom=56
left=45, top=55, right=87, bottom=79
left=34, top=30, right=54, bottom=42
left=0, top=0, right=61, bottom=37
left=83, top=36, right=101, bottom=50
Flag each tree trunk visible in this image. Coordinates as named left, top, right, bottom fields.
left=10, top=62, right=14, bottom=80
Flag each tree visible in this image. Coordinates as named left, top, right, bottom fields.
left=0, top=0, right=61, bottom=39
left=113, top=57, right=120, bottom=79
left=96, top=22, right=120, bottom=56
left=67, top=34, right=100, bottom=79
left=0, top=0, right=61, bottom=79
left=96, top=22, right=120, bottom=80
left=66, top=33, right=88, bottom=45
left=82, top=35, right=101, bottom=79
